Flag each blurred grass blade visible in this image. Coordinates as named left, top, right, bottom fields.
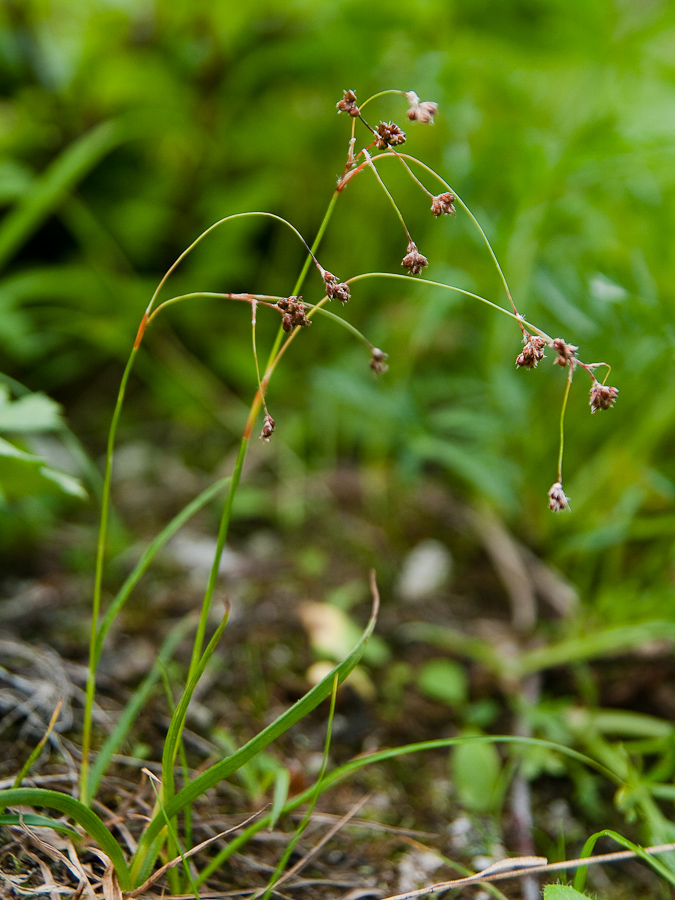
left=86, top=616, right=196, bottom=804
left=0, top=120, right=137, bottom=272
left=0, top=788, right=131, bottom=889
left=13, top=698, right=63, bottom=788
left=94, top=476, right=231, bottom=665
left=269, top=767, right=290, bottom=831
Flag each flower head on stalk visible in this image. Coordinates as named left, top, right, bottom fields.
left=405, top=91, right=438, bottom=124
left=337, top=89, right=360, bottom=117
left=375, top=121, right=406, bottom=149
left=589, top=381, right=619, bottom=413
left=548, top=482, right=570, bottom=512
left=516, top=335, right=547, bottom=369
left=401, top=241, right=428, bottom=275
left=323, top=271, right=351, bottom=304
left=431, top=192, right=456, bottom=217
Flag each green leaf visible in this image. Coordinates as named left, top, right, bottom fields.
left=0, top=388, right=64, bottom=432
left=0, top=437, right=86, bottom=502
left=418, top=659, right=468, bottom=707
left=452, top=739, right=502, bottom=813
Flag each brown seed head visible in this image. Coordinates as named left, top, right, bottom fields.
left=277, top=296, right=311, bottom=332
left=401, top=241, right=428, bottom=275
left=260, top=414, right=275, bottom=442
left=375, top=121, right=406, bottom=149
left=431, top=192, right=456, bottom=217
left=548, top=482, right=570, bottom=512
left=552, top=338, right=578, bottom=367
left=323, top=271, right=351, bottom=304
left=337, top=89, right=360, bottom=117
left=405, top=91, right=438, bottom=124
left=516, top=335, right=547, bottom=369
left=589, top=381, right=619, bottom=413
left=370, top=347, right=389, bottom=375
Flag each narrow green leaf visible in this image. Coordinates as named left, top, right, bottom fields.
left=269, top=768, right=290, bottom=831
left=86, top=616, right=195, bottom=803
left=0, top=788, right=131, bottom=890
left=131, top=596, right=379, bottom=886
left=0, top=812, right=79, bottom=837
left=94, top=477, right=231, bottom=666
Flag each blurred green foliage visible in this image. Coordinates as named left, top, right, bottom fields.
left=1, top=0, right=675, bottom=610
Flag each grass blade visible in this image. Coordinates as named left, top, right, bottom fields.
left=0, top=788, right=131, bottom=889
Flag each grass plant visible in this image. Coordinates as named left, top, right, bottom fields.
left=1, top=87, right=670, bottom=900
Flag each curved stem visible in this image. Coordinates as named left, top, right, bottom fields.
left=359, top=88, right=407, bottom=112
left=346, top=271, right=550, bottom=340
left=81, top=345, right=139, bottom=804
left=144, top=212, right=321, bottom=318
left=363, top=150, right=412, bottom=243
left=349, top=151, right=524, bottom=331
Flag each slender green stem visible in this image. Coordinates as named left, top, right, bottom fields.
left=360, top=151, right=522, bottom=324
left=346, top=271, right=550, bottom=340
left=81, top=345, right=138, bottom=804
left=143, top=212, right=320, bottom=318
left=363, top=150, right=411, bottom=242
left=188, top=438, right=248, bottom=678
left=250, top=301, right=269, bottom=417
left=150, top=292, right=282, bottom=322
left=359, top=89, right=407, bottom=112
left=558, top=365, right=574, bottom=483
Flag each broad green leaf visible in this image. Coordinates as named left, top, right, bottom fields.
left=418, top=659, right=468, bottom=707
left=0, top=388, right=64, bottom=432
left=452, top=738, right=502, bottom=813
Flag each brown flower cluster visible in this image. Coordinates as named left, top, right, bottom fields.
left=375, top=121, right=406, bottom=149
left=589, top=381, right=619, bottom=413
left=259, top=414, right=275, bottom=442
left=277, top=296, right=311, bottom=332
left=552, top=338, right=578, bottom=367
left=336, top=89, right=360, bottom=117
left=370, top=347, right=389, bottom=375
left=516, top=335, right=547, bottom=369
left=323, top=271, right=351, bottom=304
left=405, top=91, right=438, bottom=124
left=401, top=241, right=428, bottom=275
left=548, top=482, right=570, bottom=512
left=431, top=192, right=456, bottom=217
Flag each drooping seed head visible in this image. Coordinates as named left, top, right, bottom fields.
left=431, top=192, right=456, bottom=217
left=401, top=241, right=428, bottom=275
left=552, top=338, right=578, bottom=367
left=260, top=414, right=275, bottom=442
left=548, top=482, right=570, bottom=512
left=323, top=271, right=351, bottom=304
left=405, top=91, right=438, bottom=124
left=337, top=89, right=360, bottom=117
left=589, top=381, right=619, bottom=413
left=370, top=347, right=389, bottom=375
